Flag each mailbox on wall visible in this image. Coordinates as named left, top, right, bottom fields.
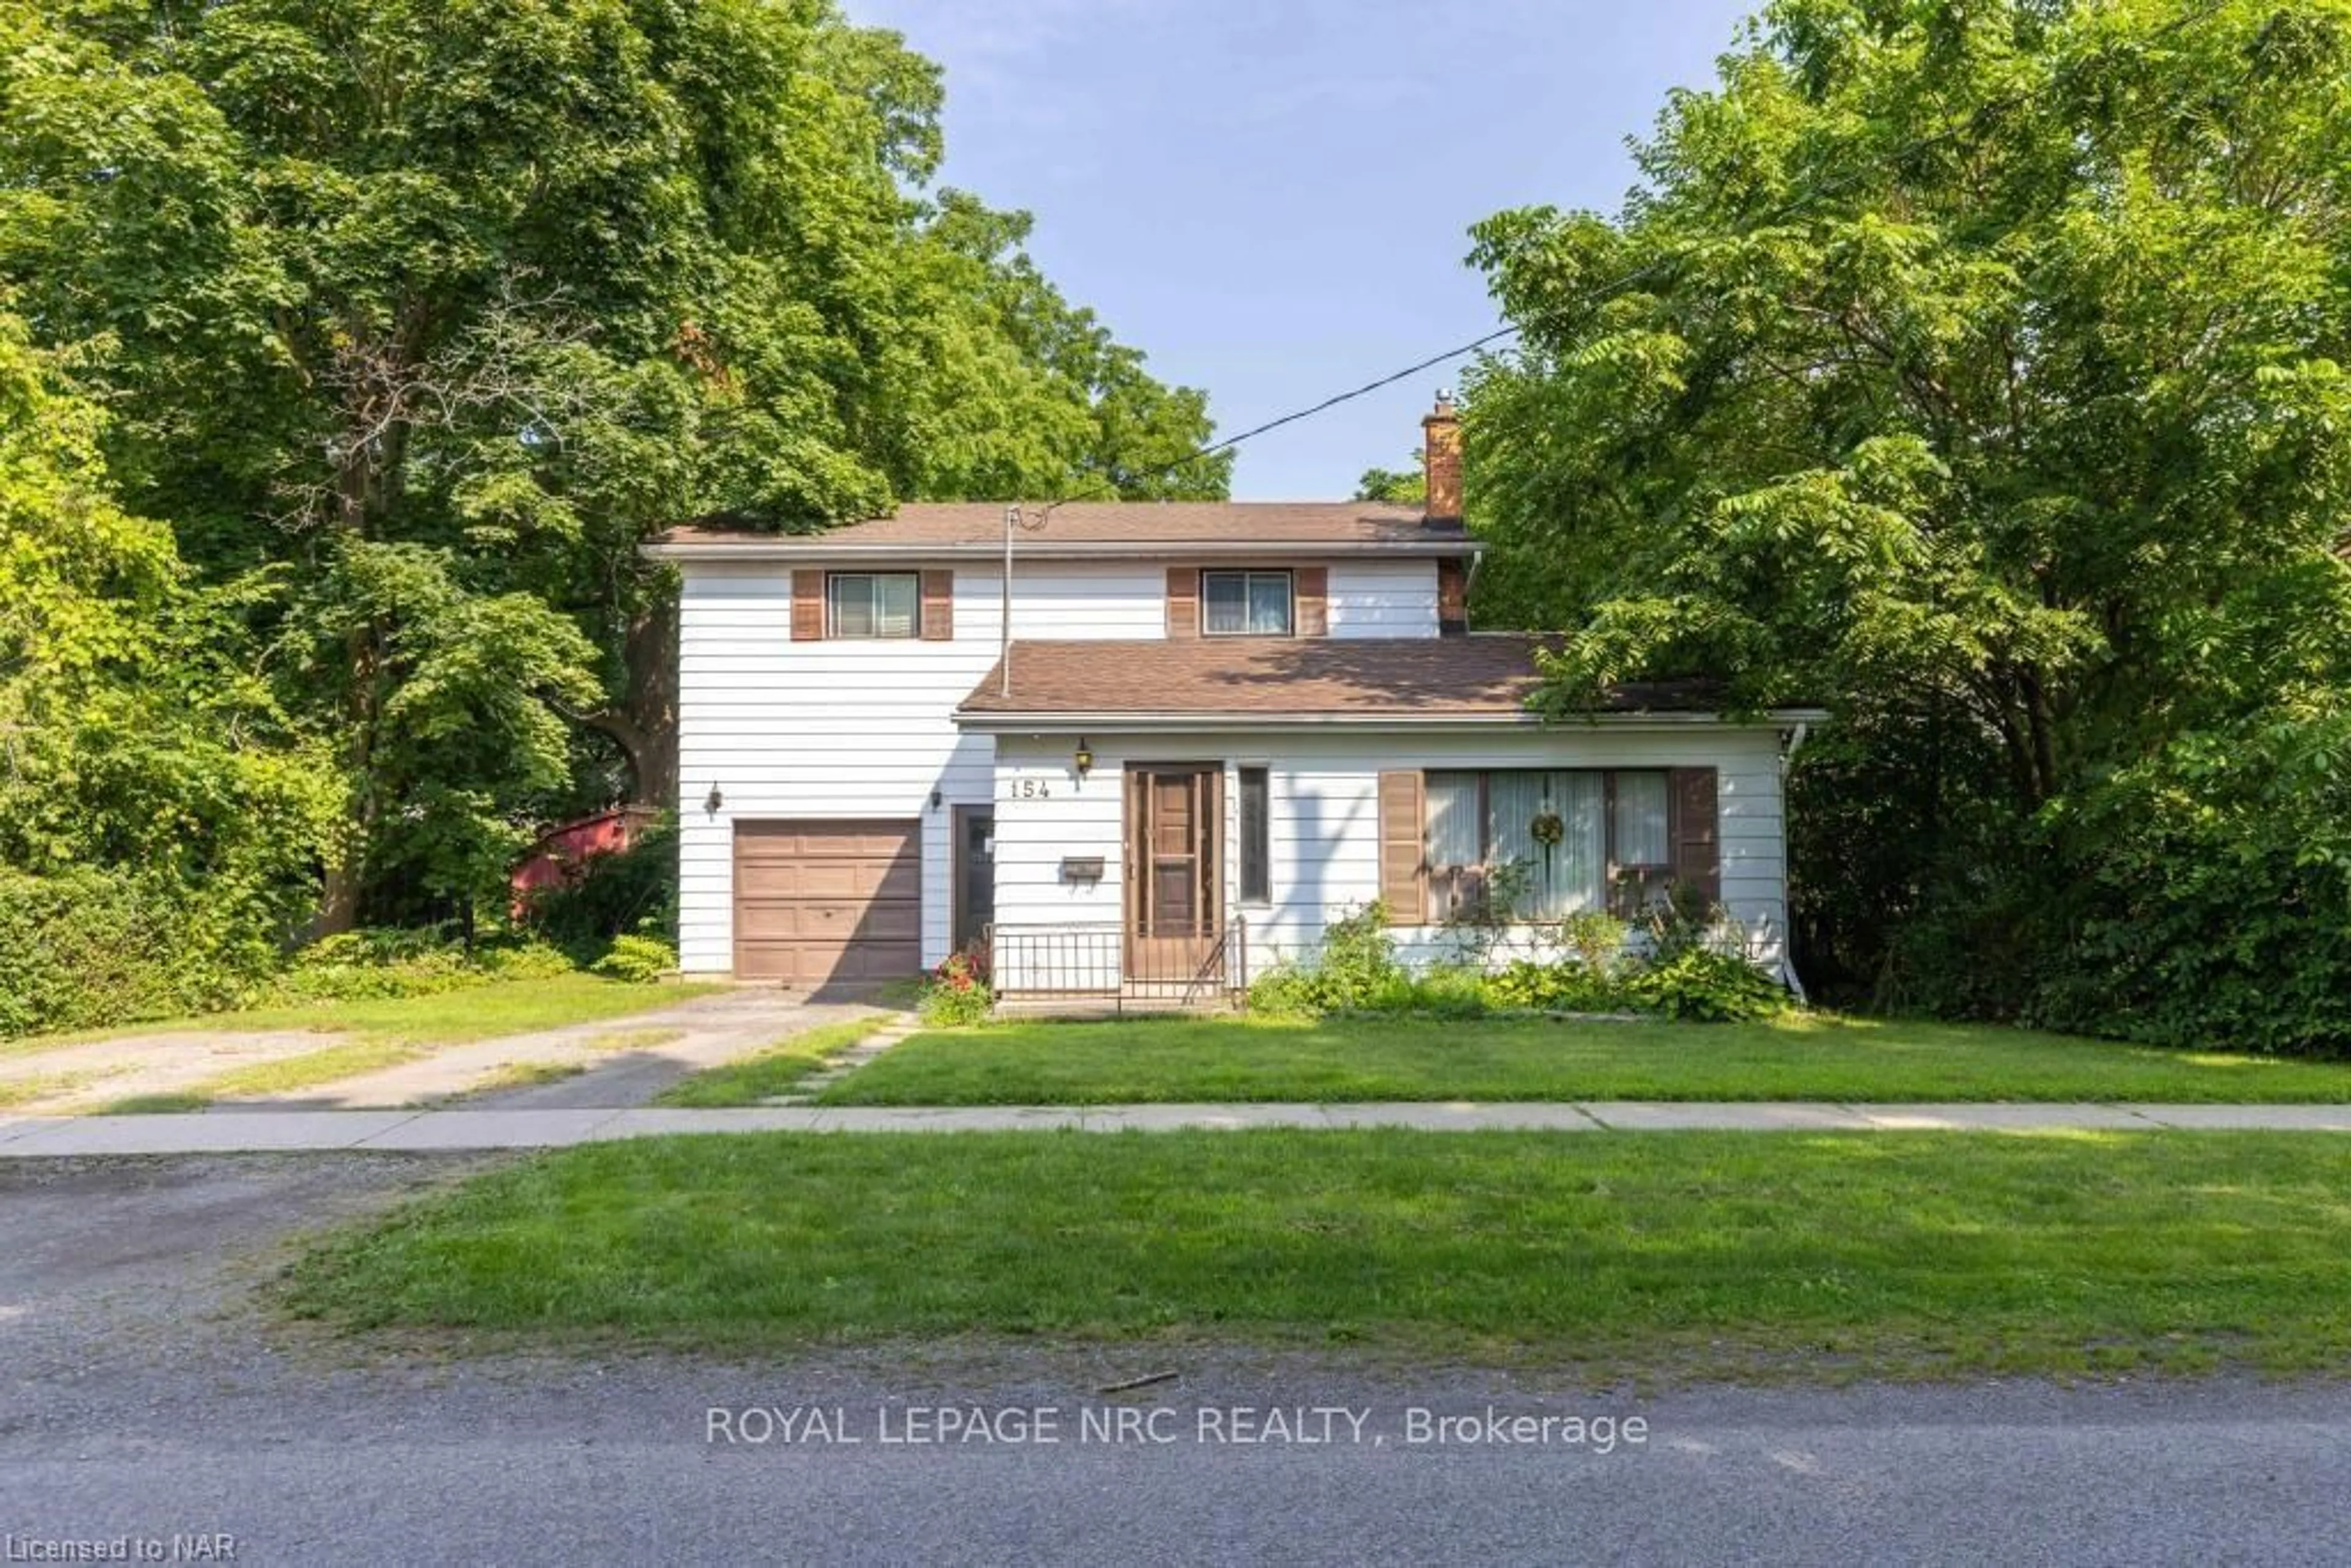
left=1059, top=856, right=1105, bottom=884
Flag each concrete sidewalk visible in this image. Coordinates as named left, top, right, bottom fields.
left=3, top=1100, right=2350, bottom=1155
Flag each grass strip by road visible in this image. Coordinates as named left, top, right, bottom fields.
left=653, top=1018, right=887, bottom=1108
left=99, top=1036, right=432, bottom=1112
left=816, top=1013, right=2351, bottom=1106
left=73, top=983, right=718, bottom=1113
left=283, top=1129, right=2351, bottom=1379
left=0, top=1071, right=96, bottom=1109
left=9, top=975, right=724, bottom=1061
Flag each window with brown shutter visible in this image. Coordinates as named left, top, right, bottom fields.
left=1166, top=566, right=1200, bottom=638
left=1415, top=767, right=1703, bottom=920
left=920, top=569, right=954, bottom=640
left=1377, top=770, right=1427, bottom=920
left=791, top=569, right=824, bottom=641
left=1295, top=567, right=1328, bottom=637
left=1670, top=767, right=1721, bottom=907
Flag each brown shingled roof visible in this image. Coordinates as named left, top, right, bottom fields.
left=650, top=501, right=1474, bottom=553
left=955, top=637, right=1733, bottom=721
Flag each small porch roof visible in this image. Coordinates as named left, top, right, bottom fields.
left=954, top=636, right=1827, bottom=731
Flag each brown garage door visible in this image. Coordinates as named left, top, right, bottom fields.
left=733, top=820, right=921, bottom=986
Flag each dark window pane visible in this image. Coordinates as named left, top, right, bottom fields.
left=1201, top=570, right=1291, bottom=636
left=827, top=572, right=918, bottom=639
left=1247, top=572, right=1292, bottom=634
left=1202, top=571, right=1248, bottom=634
left=1239, top=767, right=1270, bottom=904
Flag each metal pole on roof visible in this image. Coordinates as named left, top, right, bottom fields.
left=1000, top=505, right=1018, bottom=698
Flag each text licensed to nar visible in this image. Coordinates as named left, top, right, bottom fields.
left=704, top=1404, right=1649, bottom=1454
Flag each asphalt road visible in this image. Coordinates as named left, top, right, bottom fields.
left=4, top=1154, right=2349, bottom=1566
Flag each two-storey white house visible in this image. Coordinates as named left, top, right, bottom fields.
left=644, top=399, right=1820, bottom=998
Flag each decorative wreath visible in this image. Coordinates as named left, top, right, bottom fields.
left=1529, top=809, right=1565, bottom=847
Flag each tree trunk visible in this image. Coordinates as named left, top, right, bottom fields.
left=315, top=620, right=384, bottom=937
left=617, top=596, right=678, bottom=807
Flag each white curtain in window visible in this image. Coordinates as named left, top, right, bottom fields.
left=1554, top=771, right=1607, bottom=915
left=1613, top=771, right=1670, bottom=866
left=1202, top=572, right=1247, bottom=634
left=1247, top=573, right=1291, bottom=634
left=1490, top=771, right=1604, bottom=918
left=874, top=572, right=918, bottom=638
left=830, top=574, right=872, bottom=637
left=1425, top=772, right=1482, bottom=871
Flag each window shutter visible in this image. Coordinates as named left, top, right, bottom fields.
left=1670, top=767, right=1720, bottom=907
left=792, top=570, right=825, bottom=641
left=1295, top=566, right=1329, bottom=637
left=1166, top=566, right=1200, bottom=638
left=920, top=569, right=954, bottom=640
left=1378, top=770, right=1427, bottom=921
left=1437, top=558, right=1468, bottom=636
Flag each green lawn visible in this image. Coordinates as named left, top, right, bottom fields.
left=282, top=1129, right=2351, bottom=1378
left=815, top=1013, right=2351, bottom=1105
left=653, top=1018, right=887, bottom=1108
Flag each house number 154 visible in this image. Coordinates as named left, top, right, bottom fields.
left=1005, top=778, right=1052, bottom=800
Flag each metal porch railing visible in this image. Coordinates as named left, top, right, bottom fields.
left=986, top=917, right=1247, bottom=1013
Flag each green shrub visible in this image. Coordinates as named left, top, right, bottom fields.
left=1631, top=882, right=1720, bottom=964
left=522, top=818, right=678, bottom=962
left=479, top=941, right=580, bottom=981
left=919, top=950, right=994, bottom=1027
left=1246, top=902, right=1404, bottom=1015
left=1560, top=912, right=1630, bottom=972
left=1487, top=958, right=1625, bottom=1013
left=0, top=867, right=279, bottom=1035
left=272, top=926, right=577, bottom=1003
left=1381, top=962, right=1494, bottom=1019
left=590, top=934, right=677, bottom=983
left=1619, top=947, right=1788, bottom=1022
left=1245, top=897, right=1788, bottom=1025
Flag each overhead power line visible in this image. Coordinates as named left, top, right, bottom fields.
left=1063, top=0, right=2230, bottom=503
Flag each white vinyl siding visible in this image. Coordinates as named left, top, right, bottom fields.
left=1327, top=560, right=1440, bottom=638
left=677, top=558, right=1215, bottom=974
left=675, top=549, right=1472, bottom=975
left=987, top=726, right=1790, bottom=985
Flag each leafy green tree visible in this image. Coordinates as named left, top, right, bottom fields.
left=0, top=312, right=340, bottom=1029
left=0, top=0, right=1226, bottom=930
left=1464, top=0, right=2351, bottom=1045
left=1354, top=464, right=1426, bottom=505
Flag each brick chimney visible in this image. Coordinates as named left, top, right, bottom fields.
left=1421, top=389, right=1463, bottom=527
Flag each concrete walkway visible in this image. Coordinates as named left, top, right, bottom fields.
left=3, top=1100, right=2350, bottom=1156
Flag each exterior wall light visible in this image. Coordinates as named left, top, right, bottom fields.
left=703, top=783, right=724, bottom=815
left=1073, top=738, right=1094, bottom=781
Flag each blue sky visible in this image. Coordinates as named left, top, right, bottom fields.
left=842, top=0, right=1758, bottom=500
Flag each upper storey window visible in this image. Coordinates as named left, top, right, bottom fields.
left=1201, top=569, right=1293, bottom=637
left=827, top=572, right=919, bottom=639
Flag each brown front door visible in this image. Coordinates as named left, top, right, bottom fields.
left=1125, top=763, right=1223, bottom=986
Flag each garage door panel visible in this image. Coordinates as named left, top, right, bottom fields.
left=732, top=819, right=921, bottom=985
left=738, top=858, right=915, bottom=902
left=735, top=899, right=922, bottom=943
